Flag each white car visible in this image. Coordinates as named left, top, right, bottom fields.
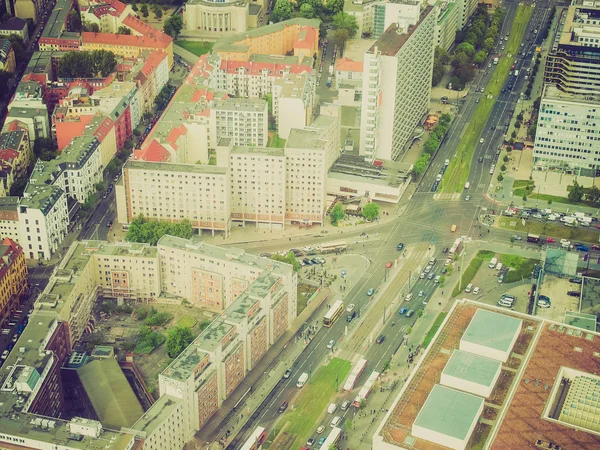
left=1, top=350, right=8, bottom=360
left=418, top=290, right=425, bottom=297
left=346, top=304, right=355, bottom=312
left=480, top=138, right=485, bottom=144
left=326, top=340, right=336, bottom=349
left=302, top=246, right=314, bottom=252
left=473, top=287, right=480, bottom=295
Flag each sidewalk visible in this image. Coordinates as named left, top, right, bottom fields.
left=191, top=288, right=333, bottom=449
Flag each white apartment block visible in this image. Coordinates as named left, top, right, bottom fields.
left=435, top=1, right=459, bottom=51
left=210, top=98, right=268, bottom=148
left=345, top=0, right=377, bottom=38
left=372, top=0, right=421, bottom=39
left=455, top=0, right=478, bottom=28
left=216, top=141, right=287, bottom=229
left=360, top=6, right=436, bottom=162
left=117, top=160, right=231, bottom=236
left=533, top=85, right=600, bottom=176
left=272, top=73, right=316, bottom=140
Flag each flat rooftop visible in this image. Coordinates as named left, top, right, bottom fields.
left=461, top=308, right=522, bottom=353
left=124, top=159, right=228, bottom=175
left=413, top=384, right=484, bottom=441
left=130, top=395, right=181, bottom=436
left=343, top=39, right=377, bottom=62
left=442, top=349, right=501, bottom=389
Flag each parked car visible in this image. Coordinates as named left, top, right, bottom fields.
left=278, top=401, right=289, bottom=413
left=397, top=243, right=404, bottom=251
left=307, top=438, right=315, bottom=446
left=346, top=311, right=356, bottom=322
left=567, top=291, right=581, bottom=297
left=318, top=436, right=327, bottom=445
left=406, top=309, right=415, bottom=318
left=367, top=288, right=375, bottom=296
left=473, top=287, right=480, bottom=295
left=376, top=335, right=385, bottom=344
left=283, top=369, right=292, bottom=379
left=399, top=308, right=407, bottom=315
left=327, top=340, right=336, bottom=349
left=546, top=237, right=555, bottom=243
left=316, top=426, right=325, bottom=434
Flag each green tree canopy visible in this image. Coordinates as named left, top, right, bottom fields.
left=568, top=181, right=585, bottom=203
left=587, top=185, right=600, bottom=205
left=332, top=11, right=358, bottom=36
left=68, top=10, right=82, bottom=32
left=300, top=3, right=315, bottom=18
left=117, top=25, right=131, bottom=34
left=325, top=0, right=343, bottom=16
left=362, top=202, right=380, bottom=221
left=152, top=4, right=163, bottom=18
left=272, top=0, right=293, bottom=22
left=140, top=4, right=149, bottom=18
left=163, top=14, right=183, bottom=38
left=125, top=215, right=194, bottom=245
left=413, top=153, right=430, bottom=177
left=57, top=50, right=117, bottom=78
left=330, top=202, right=345, bottom=225
left=270, top=251, right=300, bottom=271
left=166, top=326, right=195, bottom=358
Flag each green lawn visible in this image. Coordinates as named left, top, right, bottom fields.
left=174, top=40, right=213, bottom=57
left=269, top=133, right=286, bottom=148
left=422, top=312, right=448, bottom=348
left=451, top=250, right=495, bottom=297
left=276, top=358, right=351, bottom=449
left=177, top=315, right=197, bottom=328
left=500, top=255, right=538, bottom=283
left=496, top=216, right=600, bottom=243
left=440, top=4, right=534, bottom=193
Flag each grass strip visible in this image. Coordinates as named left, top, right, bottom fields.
left=422, top=312, right=448, bottom=348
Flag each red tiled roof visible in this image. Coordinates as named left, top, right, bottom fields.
left=134, top=140, right=170, bottom=162
left=106, top=0, right=126, bottom=14
left=0, top=149, right=19, bottom=164
left=93, top=116, right=115, bottom=142
left=141, top=50, right=168, bottom=77
left=0, top=237, right=22, bottom=279
left=166, top=125, right=187, bottom=149
left=336, top=57, right=363, bottom=73
left=122, top=14, right=172, bottom=45
left=294, top=26, right=316, bottom=50
left=55, top=115, right=94, bottom=150
left=190, top=89, right=215, bottom=103
left=218, top=59, right=313, bottom=76
left=82, top=30, right=170, bottom=50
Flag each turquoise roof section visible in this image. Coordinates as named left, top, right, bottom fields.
left=442, top=350, right=501, bottom=388
left=414, top=385, right=484, bottom=440
left=462, top=309, right=522, bottom=353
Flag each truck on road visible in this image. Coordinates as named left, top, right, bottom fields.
left=493, top=57, right=499, bottom=65
left=514, top=70, right=519, bottom=77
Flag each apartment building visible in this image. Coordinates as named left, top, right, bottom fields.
left=0, top=196, right=21, bottom=243
left=360, top=6, right=436, bottom=161
left=80, top=0, right=133, bottom=33
left=183, top=0, right=249, bottom=35
left=455, top=0, right=478, bottom=28
left=435, top=1, right=459, bottom=51
left=544, top=0, right=600, bottom=95
left=0, top=39, right=16, bottom=73
left=344, top=0, right=377, bottom=38
left=117, top=160, right=231, bottom=235
left=0, top=238, right=27, bottom=328
left=38, top=0, right=80, bottom=51
left=532, top=85, right=600, bottom=176
left=7, top=0, right=52, bottom=24
left=272, top=73, right=316, bottom=140
left=335, top=56, right=363, bottom=91
left=3, top=81, right=50, bottom=143
left=0, top=127, right=32, bottom=197
left=212, top=18, right=319, bottom=62
left=215, top=57, right=313, bottom=99
left=372, top=0, right=421, bottom=39
left=0, top=17, right=29, bottom=44
left=210, top=98, right=268, bottom=148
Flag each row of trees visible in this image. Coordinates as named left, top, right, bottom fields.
left=433, top=6, right=504, bottom=89
left=125, top=215, right=194, bottom=245
left=272, top=0, right=344, bottom=23
left=330, top=201, right=380, bottom=226
left=413, top=113, right=453, bottom=176
left=567, top=181, right=600, bottom=205
left=57, top=50, right=117, bottom=78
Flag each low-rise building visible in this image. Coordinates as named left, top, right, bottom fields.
left=0, top=238, right=27, bottom=328
left=0, top=16, right=29, bottom=44
left=272, top=73, right=316, bottom=140
left=0, top=196, right=21, bottom=243
left=38, top=0, right=80, bottom=51
left=80, top=0, right=132, bottom=33
left=3, top=80, right=50, bottom=143
left=0, top=39, right=16, bottom=73
left=0, top=127, right=32, bottom=196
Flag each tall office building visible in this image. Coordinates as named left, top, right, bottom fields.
left=360, top=6, right=436, bottom=162
left=532, top=85, right=600, bottom=175
left=544, top=0, right=600, bottom=95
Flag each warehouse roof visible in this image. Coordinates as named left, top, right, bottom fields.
left=442, top=349, right=501, bottom=388
left=461, top=308, right=522, bottom=353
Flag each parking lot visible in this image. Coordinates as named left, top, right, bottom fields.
left=534, top=275, right=580, bottom=322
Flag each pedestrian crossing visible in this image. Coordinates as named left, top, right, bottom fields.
left=433, top=193, right=462, bottom=201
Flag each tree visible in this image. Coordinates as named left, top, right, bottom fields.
left=34, top=138, right=58, bottom=161
left=152, top=4, right=163, bottom=19
left=270, top=252, right=300, bottom=271
left=82, top=20, right=100, bottom=32
left=300, top=3, right=315, bottom=18
left=272, top=0, right=292, bottom=21
left=140, top=3, right=149, bottom=18
left=117, top=26, right=131, bottom=35
left=163, top=14, right=183, bottom=38
left=126, top=215, right=194, bottom=245
left=497, top=174, right=504, bottom=182
left=332, top=11, right=358, bottom=37
left=68, top=10, right=82, bottom=32
left=166, top=326, right=194, bottom=358
left=587, top=185, right=600, bottom=205
left=474, top=50, right=487, bottom=65
left=362, top=202, right=380, bottom=221
left=57, top=50, right=117, bottom=78
left=325, top=0, right=343, bottom=16
left=330, top=202, right=345, bottom=225
left=568, top=181, right=584, bottom=203
left=132, top=3, right=138, bottom=11
left=455, top=42, right=475, bottom=58
left=500, top=164, right=507, bottom=172
left=548, top=199, right=552, bottom=206
left=413, top=153, right=430, bottom=177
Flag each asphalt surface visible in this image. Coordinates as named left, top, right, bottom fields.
left=229, top=1, right=561, bottom=446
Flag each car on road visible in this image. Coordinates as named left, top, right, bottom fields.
left=326, top=340, right=336, bottom=349
left=397, top=243, right=405, bottom=251
left=318, top=436, right=327, bottom=445
left=480, top=87, right=485, bottom=93
left=106, top=221, right=113, bottom=228
left=316, top=426, right=325, bottom=434
left=283, top=368, right=292, bottom=379
left=406, top=309, right=415, bottom=318
left=427, top=272, right=435, bottom=280
left=567, top=291, right=581, bottom=297
left=307, top=438, right=315, bottom=446
left=434, top=275, right=441, bottom=284
left=405, top=293, right=413, bottom=302
left=367, top=288, right=375, bottom=296
left=346, top=311, right=356, bottom=322
left=1, top=350, right=8, bottom=360
left=473, top=287, right=480, bottom=295
left=376, top=335, right=385, bottom=344
left=341, top=269, right=347, bottom=278
left=399, top=308, right=407, bottom=315
left=465, top=195, right=471, bottom=201
left=346, top=304, right=355, bottom=312
left=341, top=400, right=350, bottom=410
left=512, top=235, right=522, bottom=240
left=575, top=244, right=589, bottom=252
left=418, top=290, right=425, bottom=297
left=441, top=267, right=448, bottom=274
left=420, top=272, right=426, bottom=279
left=480, top=138, right=484, bottom=144
left=546, top=238, right=555, bottom=243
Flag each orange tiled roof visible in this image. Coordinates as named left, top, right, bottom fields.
left=335, top=57, right=363, bottom=73
left=294, top=26, right=316, bottom=49
left=219, top=59, right=313, bottom=76
left=134, top=140, right=170, bottom=162
left=82, top=30, right=170, bottom=50
left=122, top=14, right=172, bottom=45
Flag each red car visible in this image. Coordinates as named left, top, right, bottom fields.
left=546, top=238, right=555, bottom=243
left=592, top=244, right=600, bottom=250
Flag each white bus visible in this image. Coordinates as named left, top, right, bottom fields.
left=319, top=427, right=342, bottom=450
left=319, top=240, right=347, bottom=254
left=353, top=371, right=380, bottom=407
left=343, top=358, right=367, bottom=392
left=323, top=300, right=344, bottom=327
left=238, top=426, right=266, bottom=450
